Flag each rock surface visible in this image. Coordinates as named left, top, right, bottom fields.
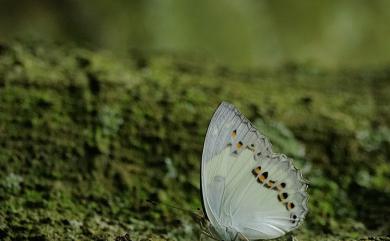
left=0, top=41, right=389, bottom=240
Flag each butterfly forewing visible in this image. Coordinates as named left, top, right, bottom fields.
left=201, top=102, right=308, bottom=240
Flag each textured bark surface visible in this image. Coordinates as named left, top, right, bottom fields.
left=0, top=41, right=389, bottom=240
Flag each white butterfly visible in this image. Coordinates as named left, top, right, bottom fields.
left=199, top=102, right=308, bottom=241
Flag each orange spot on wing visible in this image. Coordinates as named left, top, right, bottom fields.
left=258, top=172, right=268, bottom=183
left=259, top=175, right=266, bottom=183
left=278, top=192, right=288, bottom=201
left=236, top=141, right=243, bottom=149
left=273, top=182, right=287, bottom=191
left=265, top=180, right=275, bottom=189
left=287, top=202, right=295, bottom=210
left=252, top=166, right=262, bottom=176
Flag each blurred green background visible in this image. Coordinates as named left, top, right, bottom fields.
left=1, top=0, right=390, bottom=68
left=0, top=1, right=389, bottom=241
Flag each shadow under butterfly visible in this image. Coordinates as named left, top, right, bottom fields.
left=198, top=102, right=308, bottom=241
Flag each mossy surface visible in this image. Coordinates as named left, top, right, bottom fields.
left=0, top=41, right=389, bottom=241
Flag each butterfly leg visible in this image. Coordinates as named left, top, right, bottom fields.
left=234, top=233, right=249, bottom=241
left=291, top=235, right=298, bottom=241
left=200, top=230, right=218, bottom=241
left=196, top=222, right=217, bottom=241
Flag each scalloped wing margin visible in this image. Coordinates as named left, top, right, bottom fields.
left=200, top=101, right=309, bottom=238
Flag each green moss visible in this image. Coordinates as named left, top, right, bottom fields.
left=0, top=41, right=389, bottom=240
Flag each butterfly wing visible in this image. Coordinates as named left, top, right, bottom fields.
left=201, top=102, right=308, bottom=240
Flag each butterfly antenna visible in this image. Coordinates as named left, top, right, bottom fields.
left=146, top=199, right=203, bottom=218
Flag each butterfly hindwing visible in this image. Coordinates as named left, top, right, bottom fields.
left=201, top=102, right=308, bottom=240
